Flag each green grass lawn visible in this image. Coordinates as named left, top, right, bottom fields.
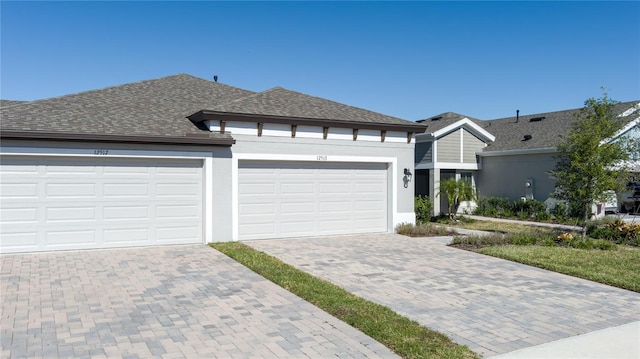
left=439, top=219, right=640, bottom=292
left=478, top=245, right=640, bottom=292
left=211, top=242, right=478, bottom=359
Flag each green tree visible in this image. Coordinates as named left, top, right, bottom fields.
left=439, top=178, right=475, bottom=221
left=550, top=92, right=632, bottom=238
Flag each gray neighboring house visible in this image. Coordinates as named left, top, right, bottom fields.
left=415, top=101, right=640, bottom=216
left=0, top=74, right=425, bottom=253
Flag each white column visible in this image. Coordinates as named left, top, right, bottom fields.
left=430, top=168, right=441, bottom=216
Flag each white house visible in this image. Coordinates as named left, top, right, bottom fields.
left=0, top=74, right=425, bottom=253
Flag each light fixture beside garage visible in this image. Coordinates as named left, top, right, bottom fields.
left=403, top=168, right=413, bottom=188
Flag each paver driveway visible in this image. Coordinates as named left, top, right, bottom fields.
left=0, top=245, right=398, bottom=359
left=246, top=233, right=640, bottom=357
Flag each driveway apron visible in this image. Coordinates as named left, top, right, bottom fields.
left=1, top=245, right=398, bottom=359
left=245, top=233, right=640, bottom=357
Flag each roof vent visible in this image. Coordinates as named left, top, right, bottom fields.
left=431, top=116, right=442, bottom=121
left=529, top=116, right=545, bottom=122
left=522, top=134, right=532, bottom=141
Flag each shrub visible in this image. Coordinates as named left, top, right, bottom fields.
left=414, top=195, right=434, bottom=224
left=450, top=233, right=513, bottom=248
left=395, top=222, right=454, bottom=237
left=473, top=197, right=504, bottom=216
left=512, top=199, right=546, bottom=216
left=534, top=211, right=552, bottom=222
left=587, top=219, right=640, bottom=246
left=511, top=233, right=538, bottom=245
left=552, top=201, right=569, bottom=221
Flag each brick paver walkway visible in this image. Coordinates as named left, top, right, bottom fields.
left=1, top=245, right=398, bottom=358
left=246, top=234, right=640, bottom=357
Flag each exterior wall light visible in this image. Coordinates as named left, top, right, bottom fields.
left=403, top=168, right=413, bottom=188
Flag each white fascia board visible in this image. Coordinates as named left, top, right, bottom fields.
left=601, top=115, right=640, bottom=145
left=415, top=162, right=479, bottom=170
left=432, top=118, right=496, bottom=142
left=478, top=147, right=557, bottom=157
left=434, top=162, right=479, bottom=170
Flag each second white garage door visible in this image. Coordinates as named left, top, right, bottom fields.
left=0, top=156, right=203, bottom=253
left=238, top=161, right=388, bottom=240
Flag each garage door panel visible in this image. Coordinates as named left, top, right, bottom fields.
left=156, top=204, right=199, bottom=219
left=46, top=165, right=98, bottom=175
left=103, top=166, right=150, bottom=175
left=1, top=232, right=38, bottom=249
left=103, top=206, right=149, bottom=220
left=318, top=182, right=350, bottom=194
left=242, top=224, right=277, bottom=239
left=1, top=183, right=38, bottom=198
left=239, top=161, right=387, bottom=240
left=239, top=203, right=275, bottom=215
left=280, top=202, right=314, bottom=214
left=1, top=207, right=38, bottom=223
left=156, top=226, right=199, bottom=243
left=0, top=156, right=203, bottom=253
left=47, top=230, right=97, bottom=246
left=47, top=183, right=96, bottom=197
left=280, top=183, right=314, bottom=194
left=240, top=183, right=276, bottom=195
left=104, top=183, right=149, bottom=197
left=46, top=207, right=96, bottom=222
left=156, top=183, right=200, bottom=197
left=103, top=228, right=149, bottom=243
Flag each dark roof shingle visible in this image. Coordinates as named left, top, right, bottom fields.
left=480, top=101, right=639, bottom=152
left=206, top=87, right=420, bottom=127
left=0, top=74, right=254, bottom=142
left=418, top=103, right=640, bottom=152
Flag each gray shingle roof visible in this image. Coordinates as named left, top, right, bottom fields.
left=2, top=74, right=425, bottom=144
left=416, top=112, right=479, bottom=133
left=418, top=103, right=640, bottom=152
left=0, top=100, right=28, bottom=108
left=205, top=86, right=420, bottom=127
left=480, top=101, right=639, bottom=152
left=0, top=74, right=253, bottom=142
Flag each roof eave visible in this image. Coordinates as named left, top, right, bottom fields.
left=0, top=130, right=236, bottom=147
left=478, top=147, right=557, bottom=157
left=189, top=110, right=427, bottom=133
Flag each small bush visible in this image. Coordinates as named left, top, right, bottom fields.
left=414, top=195, right=434, bottom=224
left=552, top=201, right=569, bottom=221
left=512, top=199, right=546, bottom=216
left=534, top=211, right=552, bottom=222
left=511, top=233, right=539, bottom=245
left=395, top=222, right=455, bottom=237
left=450, top=233, right=513, bottom=248
left=587, top=219, right=640, bottom=246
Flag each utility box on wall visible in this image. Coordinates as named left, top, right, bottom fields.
left=525, top=178, right=534, bottom=200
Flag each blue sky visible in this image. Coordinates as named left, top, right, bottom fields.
left=1, top=1, right=639, bottom=121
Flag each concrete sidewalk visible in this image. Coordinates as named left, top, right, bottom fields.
left=488, top=321, right=640, bottom=359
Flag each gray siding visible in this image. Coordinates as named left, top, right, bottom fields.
left=463, top=129, right=484, bottom=163
left=438, top=130, right=460, bottom=162
left=477, top=152, right=557, bottom=202
left=415, top=141, right=433, bottom=164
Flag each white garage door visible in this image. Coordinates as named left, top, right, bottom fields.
left=238, top=161, right=388, bottom=240
left=0, top=156, right=203, bottom=253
